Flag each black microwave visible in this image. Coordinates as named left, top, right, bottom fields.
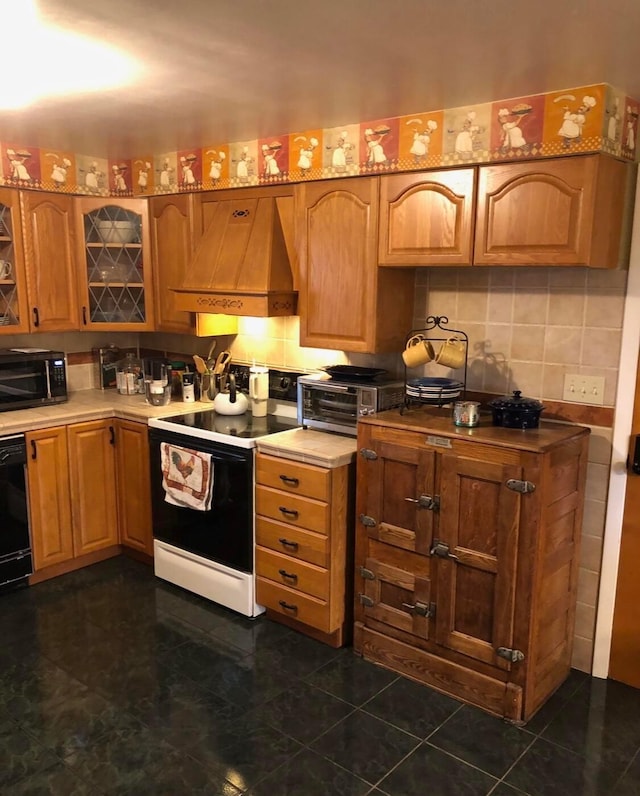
left=0, top=349, right=68, bottom=412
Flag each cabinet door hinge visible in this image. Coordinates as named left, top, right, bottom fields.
left=402, top=600, right=436, bottom=618
left=359, top=514, right=377, bottom=527
left=359, top=566, right=375, bottom=580
left=429, top=540, right=459, bottom=561
left=496, top=646, right=525, bottom=663
left=506, top=479, right=536, bottom=494
left=360, top=448, right=378, bottom=460
left=358, top=593, right=374, bottom=607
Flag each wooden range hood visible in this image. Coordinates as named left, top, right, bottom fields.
left=172, top=192, right=297, bottom=317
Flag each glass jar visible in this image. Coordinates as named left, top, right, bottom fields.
left=116, top=352, right=142, bottom=396
left=170, top=361, right=187, bottom=398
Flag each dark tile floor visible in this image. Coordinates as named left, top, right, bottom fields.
left=2, top=556, right=640, bottom=795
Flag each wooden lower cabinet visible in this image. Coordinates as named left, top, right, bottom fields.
left=255, top=452, right=354, bottom=647
left=27, top=420, right=120, bottom=579
left=115, top=419, right=153, bottom=556
left=354, top=410, right=590, bottom=723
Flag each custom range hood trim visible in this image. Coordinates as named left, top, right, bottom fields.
left=172, top=191, right=298, bottom=318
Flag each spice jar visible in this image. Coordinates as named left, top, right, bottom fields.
left=453, top=401, right=481, bottom=427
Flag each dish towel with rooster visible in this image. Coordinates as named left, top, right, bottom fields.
left=160, top=443, right=214, bottom=511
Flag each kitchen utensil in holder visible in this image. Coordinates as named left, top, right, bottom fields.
left=401, top=315, right=468, bottom=412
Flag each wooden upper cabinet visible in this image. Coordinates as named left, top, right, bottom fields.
left=379, top=169, right=476, bottom=266
left=75, top=197, right=154, bottom=330
left=0, top=188, right=29, bottom=333
left=474, top=154, right=631, bottom=267
left=149, top=193, right=199, bottom=334
left=21, top=191, right=81, bottom=331
left=296, top=177, right=414, bottom=353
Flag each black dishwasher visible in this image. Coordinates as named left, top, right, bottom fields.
left=0, top=434, right=32, bottom=592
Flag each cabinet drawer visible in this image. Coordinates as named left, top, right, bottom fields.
left=256, top=517, right=329, bottom=567
left=256, top=576, right=331, bottom=632
left=256, top=453, right=330, bottom=501
left=256, top=484, right=328, bottom=534
left=256, top=546, right=329, bottom=600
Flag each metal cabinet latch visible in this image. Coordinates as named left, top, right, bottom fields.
left=506, top=479, right=536, bottom=494
left=404, top=494, right=440, bottom=511
left=360, top=448, right=378, bottom=460
left=358, top=593, right=374, bottom=607
left=401, top=601, right=436, bottom=618
left=496, top=646, right=525, bottom=663
left=429, top=541, right=459, bottom=561
left=359, top=514, right=377, bottom=527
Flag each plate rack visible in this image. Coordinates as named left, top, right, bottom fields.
left=401, top=315, right=468, bottom=411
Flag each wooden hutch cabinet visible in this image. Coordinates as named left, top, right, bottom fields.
left=354, top=409, right=590, bottom=723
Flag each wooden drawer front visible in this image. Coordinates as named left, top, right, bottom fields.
left=256, top=454, right=330, bottom=501
left=256, top=546, right=329, bottom=601
left=257, top=577, right=331, bottom=632
left=256, top=484, right=328, bottom=534
left=256, top=517, right=329, bottom=567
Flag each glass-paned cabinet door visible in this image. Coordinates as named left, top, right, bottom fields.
left=80, top=201, right=153, bottom=329
left=0, top=193, right=29, bottom=333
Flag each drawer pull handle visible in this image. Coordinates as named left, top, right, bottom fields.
left=278, top=538, right=299, bottom=551
left=278, top=600, right=298, bottom=613
left=278, top=568, right=298, bottom=583
left=279, top=474, right=299, bottom=487
left=279, top=506, right=299, bottom=519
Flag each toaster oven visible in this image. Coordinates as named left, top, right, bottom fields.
left=297, top=373, right=404, bottom=435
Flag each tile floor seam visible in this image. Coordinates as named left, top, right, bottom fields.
left=421, top=739, right=504, bottom=782
left=482, top=730, right=538, bottom=796
left=609, top=744, right=640, bottom=793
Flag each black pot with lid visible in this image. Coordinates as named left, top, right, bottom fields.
left=487, top=390, right=545, bottom=429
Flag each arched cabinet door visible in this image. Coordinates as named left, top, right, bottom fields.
left=474, top=154, right=629, bottom=268
left=378, top=169, right=476, bottom=266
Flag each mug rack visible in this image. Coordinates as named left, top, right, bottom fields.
left=401, top=315, right=468, bottom=410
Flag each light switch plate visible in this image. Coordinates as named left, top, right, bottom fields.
left=562, top=374, right=605, bottom=405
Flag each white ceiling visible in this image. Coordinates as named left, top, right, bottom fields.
left=5, top=0, right=640, bottom=156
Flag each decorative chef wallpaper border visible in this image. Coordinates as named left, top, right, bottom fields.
left=1, top=83, right=638, bottom=197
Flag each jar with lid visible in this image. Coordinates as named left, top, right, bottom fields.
left=116, top=352, right=142, bottom=396
left=169, top=361, right=187, bottom=398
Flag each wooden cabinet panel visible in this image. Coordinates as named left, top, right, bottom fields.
left=474, top=154, right=630, bottom=267
left=26, top=427, right=74, bottom=569
left=296, top=177, right=414, bottom=353
left=115, top=419, right=153, bottom=555
left=0, top=188, right=29, bottom=333
left=255, top=484, right=329, bottom=534
left=149, top=193, right=198, bottom=334
left=379, top=169, right=476, bottom=265
left=256, top=546, right=329, bottom=600
left=21, top=192, right=80, bottom=331
left=355, top=412, right=590, bottom=722
left=67, top=420, right=118, bottom=556
left=256, top=453, right=330, bottom=501
left=256, top=577, right=330, bottom=631
left=256, top=516, right=329, bottom=567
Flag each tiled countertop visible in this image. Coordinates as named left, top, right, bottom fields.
left=255, top=428, right=357, bottom=468
left=0, top=390, right=204, bottom=436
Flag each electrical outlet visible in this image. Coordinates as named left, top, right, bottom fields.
left=562, top=374, right=605, bottom=405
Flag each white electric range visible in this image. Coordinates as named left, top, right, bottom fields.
left=147, top=367, right=305, bottom=617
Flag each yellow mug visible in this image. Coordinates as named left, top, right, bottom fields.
left=402, top=335, right=435, bottom=368
left=435, top=337, right=466, bottom=369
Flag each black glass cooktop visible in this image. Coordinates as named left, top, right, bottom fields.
left=152, top=410, right=301, bottom=441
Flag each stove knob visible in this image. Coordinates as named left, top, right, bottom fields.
left=280, top=377, right=290, bottom=389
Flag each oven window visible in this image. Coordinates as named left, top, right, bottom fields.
left=149, top=433, right=254, bottom=573
left=0, top=362, right=46, bottom=408
left=304, top=387, right=358, bottom=427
